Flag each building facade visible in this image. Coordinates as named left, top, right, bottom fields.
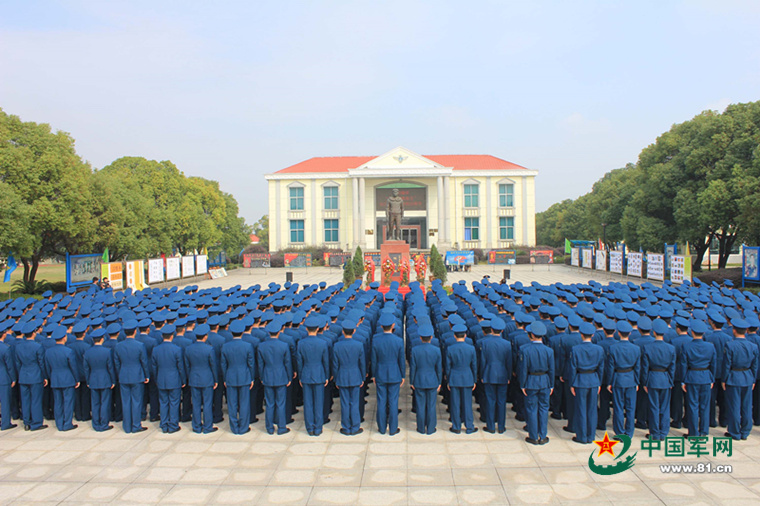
left=265, top=147, right=538, bottom=252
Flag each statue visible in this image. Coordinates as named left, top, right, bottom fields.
left=386, top=188, right=404, bottom=241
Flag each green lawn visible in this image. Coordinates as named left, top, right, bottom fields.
left=1, top=263, right=66, bottom=299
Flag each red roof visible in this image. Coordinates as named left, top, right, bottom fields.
left=275, top=154, right=529, bottom=174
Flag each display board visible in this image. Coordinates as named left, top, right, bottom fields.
left=196, top=255, right=208, bottom=275
left=529, top=250, right=554, bottom=264
left=609, top=251, right=624, bottom=274
left=445, top=250, right=475, bottom=266
left=147, top=258, right=164, bottom=284
left=284, top=253, right=312, bottom=268
left=125, top=260, right=145, bottom=290
left=209, top=267, right=228, bottom=279
left=66, top=253, right=102, bottom=291
left=671, top=256, right=692, bottom=284
left=627, top=252, right=643, bottom=277
left=101, top=262, right=123, bottom=290
left=487, top=250, right=516, bottom=265
left=743, top=246, right=760, bottom=282
left=166, top=257, right=181, bottom=280
left=647, top=253, right=665, bottom=281
left=323, top=252, right=351, bottom=267
left=243, top=253, right=271, bottom=268
left=664, top=244, right=677, bottom=274
left=582, top=249, right=593, bottom=269
left=571, top=248, right=580, bottom=267
left=595, top=250, right=607, bottom=271
left=364, top=252, right=381, bottom=266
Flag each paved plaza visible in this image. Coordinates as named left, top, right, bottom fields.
left=1, top=265, right=759, bottom=505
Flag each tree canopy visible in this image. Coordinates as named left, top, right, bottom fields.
left=537, top=101, right=760, bottom=270
left=0, top=109, right=251, bottom=282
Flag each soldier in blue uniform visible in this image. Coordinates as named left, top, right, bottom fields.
left=642, top=319, right=676, bottom=440
left=410, top=323, right=442, bottom=435
left=371, top=312, right=405, bottom=435
left=67, top=322, right=92, bottom=422
left=206, top=315, right=227, bottom=424
left=560, top=315, right=583, bottom=434
left=16, top=323, right=48, bottom=431
left=480, top=318, right=512, bottom=433
left=446, top=323, right=478, bottom=434
left=83, top=329, right=115, bottom=431
left=136, top=318, right=160, bottom=422
left=0, top=323, right=18, bottom=430
left=723, top=318, right=759, bottom=440
left=518, top=322, right=554, bottom=445
left=44, top=327, right=79, bottom=431
left=679, top=319, right=716, bottom=437
left=596, top=319, right=617, bottom=430
left=184, top=324, right=218, bottom=433
left=221, top=321, right=256, bottom=435
left=568, top=323, right=604, bottom=444
left=113, top=320, right=149, bottom=433
left=332, top=319, right=366, bottom=436
left=605, top=321, right=640, bottom=438
left=549, top=316, right=567, bottom=420
left=151, top=325, right=185, bottom=433
left=669, top=317, right=693, bottom=429
left=706, top=311, right=731, bottom=427
left=297, top=316, right=330, bottom=436
left=258, top=320, right=293, bottom=435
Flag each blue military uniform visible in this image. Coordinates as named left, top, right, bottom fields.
left=371, top=313, right=405, bottom=435
left=605, top=321, right=640, bottom=438
left=568, top=323, right=605, bottom=444
left=332, top=320, right=366, bottom=435
left=705, top=314, right=731, bottom=427
left=83, top=330, right=116, bottom=431
left=518, top=322, right=554, bottom=444
left=297, top=316, right=330, bottom=436
left=113, top=321, right=149, bottom=433
left=221, top=322, right=256, bottom=435
left=258, top=321, right=293, bottom=435
left=67, top=326, right=92, bottom=422
left=723, top=319, right=760, bottom=440
left=44, top=328, right=79, bottom=431
left=560, top=317, right=583, bottom=432
left=678, top=320, right=716, bottom=437
left=0, top=334, right=17, bottom=430
left=184, top=324, right=217, bottom=434
left=642, top=325, right=676, bottom=441
left=410, top=325, right=442, bottom=435
left=15, top=328, right=48, bottom=430
left=446, top=334, right=478, bottom=434
left=480, top=318, right=512, bottom=433
left=151, top=325, right=186, bottom=433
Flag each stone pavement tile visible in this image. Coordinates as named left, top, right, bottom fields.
left=31, top=449, right=83, bottom=465
left=259, top=486, right=312, bottom=505
left=408, top=486, right=459, bottom=505
left=270, top=469, right=318, bottom=486
left=497, top=467, right=550, bottom=487
left=597, top=481, right=662, bottom=503
left=541, top=466, right=593, bottom=485
left=280, top=454, right=324, bottom=470
left=308, top=486, right=361, bottom=505
left=113, top=484, right=173, bottom=504
left=2, top=451, right=46, bottom=464
left=179, top=467, right=231, bottom=485
left=192, top=454, right=237, bottom=468
left=289, top=442, right=330, bottom=455
left=692, top=477, right=760, bottom=502
left=361, top=468, right=407, bottom=486
left=549, top=481, right=607, bottom=502
left=248, top=441, right=289, bottom=456
left=5, top=463, right=59, bottom=482
left=49, top=464, right=104, bottom=482
left=366, top=453, right=407, bottom=469
left=159, top=485, right=219, bottom=504
left=450, top=452, right=492, bottom=468
left=211, top=485, right=264, bottom=504
left=503, top=483, right=559, bottom=505
left=367, top=441, right=407, bottom=455
left=138, top=466, right=187, bottom=484
left=322, top=453, right=365, bottom=470
left=325, top=442, right=367, bottom=455
left=0, top=483, right=35, bottom=503
left=407, top=441, right=447, bottom=454
left=93, top=462, right=146, bottom=482
left=73, top=450, right=124, bottom=466
left=645, top=480, right=713, bottom=503
left=174, top=441, right=213, bottom=454
left=355, top=487, right=407, bottom=506
left=456, top=486, right=510, bottom=505
left=408, top=469, right=455, bottom=487
left=452, top=467, right=502, bottom=486
left=112, top=450, right=163, bottom=467
left=489, top=450, right=539, bottom=468
left=18, top=482, right=83, bottom=502
left=315, top=468, right=364, bottom=487
left=223, top=467, right=276, bottom=486
left=727, top=462, right=760, bottom=479
left=237, top=455, right=282, bottom=469
left=91, top=438, right=138, bottom=452
left=16, top=439, right=65, bottom=451
left=63, top=482, right=128, bottom=503
left=154, top=452, right=203, bottom=467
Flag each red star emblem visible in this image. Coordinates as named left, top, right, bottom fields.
left=594, top=431, right=619, bottom=458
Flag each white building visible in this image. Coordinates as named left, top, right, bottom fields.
left=264, top=147, right=538, bottom=252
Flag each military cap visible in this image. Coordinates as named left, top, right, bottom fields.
left=138, top=318, right=152, bottom=328
left=230, top=321, right=246, bottom=334
left=616, top=320, right=633, bottom=334
left=674, top=316, right=690, bottom=328
left=341, top=319, right=358, bottom=332
left=732, top=318, right=749, bottom=330
left=553, top=316, right=568, bottom=329
left=567, top=314, right=582, bottom=328
left=690, top=319, right=708, bottom=334
left=90, top=328, right=106, bottom=340
left=652, top=319, right=669, bottom=335
left=491, top=318, right=506, bottom=332
left=72, top=321, right=89, bottom=334
left=579, top=322, right=595, bottom=336
left=528, top=321, right=547, bottom=337
left=637, top=317, right=652, bottom=331
left=452, top=323, right=468, bottom=334
left=106, top=322, right=121, bottom=335
left=602, top=318, right=616, bottom=332
left=418, top=324, right=434, bottom=338
left=378, top=313, right=396, bottom=327
left=161, top=324, right=176, bottom=336
left=194, top=323, right=210, bottom=337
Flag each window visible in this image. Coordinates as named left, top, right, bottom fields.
left=290, top=220, right=304, bottom=243
left=464, top=184, right=479, bottom=208
left=289, top=186, right=304, bottom=210
left=324, top=219, right=339, bottom=242
left=499, top=184, right=514, bottom=207
left=464, top=217, right=479, bottom=240
left=500, top=216, right=514, bottom=240
left=323, top=186, right=338, bottom=210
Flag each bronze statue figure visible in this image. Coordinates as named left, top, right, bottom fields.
left=386, top=188, right=404, bottom=241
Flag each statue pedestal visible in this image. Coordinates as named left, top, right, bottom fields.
left=381, top=240, right=410, bottom=287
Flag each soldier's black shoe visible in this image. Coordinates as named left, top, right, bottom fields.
left=563, top=426, right=574, bottom=433
left=539, top=437, right=550, bottom=445
left=483, top=427, right=496, bottom=434
left=449, top=427, right=461, bottom=434
left=525, top=437, right=540, bottom=445
left=30, top=425, right=48, bottom=431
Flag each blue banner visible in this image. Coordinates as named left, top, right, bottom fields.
left=445, top=250, right=474, bottom=266
left=3, top=253, right=16, bottom=283
left=743, top=246, right=760, bottom=283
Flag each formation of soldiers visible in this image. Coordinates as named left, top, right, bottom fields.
left=1, top=276, right=758, bottom=446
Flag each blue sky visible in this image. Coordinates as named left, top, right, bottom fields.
left=1, top=1, right=758, bottom=225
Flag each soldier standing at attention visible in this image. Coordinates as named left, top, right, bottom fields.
left=0, top=323, right=18, bottom=430
left=297, top=316, right=330, bottom=436
left=184, top=324, right=218, bottom=434
left=446, top=324, right=478, bottom=434
left=113, top=320, right=149, bottom=433
left=518, top=322, right=554, bottom=445
left=332, top=319, right=366, bottom=436
left=221, top=321, right=256, bottom=435
left=410, top=324, right=442, bottom=435
left=16, top=323, right=48, bottom=431
left=642, top=320, right=676, bottom=441
left=723, top=318, right=759, bottom=440
left=83, top=329, right=115, bottom=432
left=679, top=319, right=716, bottom=438
left=605, top=321, right=640, bottom=438
left=258, top=320, right=293, bottom=435
left=371, top=312, right=405, bottom=436
left=44, top=327, right=79, bottom=431
left=151, top=325, right=185, bottom=434
left=568, top=323, right=604, bottom=444
left=480, top=318, right=512, bottom=433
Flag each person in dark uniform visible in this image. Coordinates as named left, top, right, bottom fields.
left=0, top=323, right=18, bottom=430
left=596, top=319, right=617, bottom=430
left=184, top=324, right=218, bottom=434
left=669, top=317, right=693, bottom=429
left=410, top=323, right=442, bottom=435
left=297, top=316, right=330, bottom=436
left=446, top=324, right=478, bottom=434
left=332, top=319, right=366, bottom=436
left=16, top=322, right=47, bottom=431
left=568, top=323, right=604, bottom=444
left=44, top=327, right=79, bottom=431
left=221, top=321, right=255, bottom=435
left=723, top=318, right=759, bottom=440
left=67, top=322, right=92, bottom=422
left=113, top=320, right=149, bottom=433
left=206, top=315, right=227, bottom=424
left=371, top=312, right=405, bottom=436
left=258, top=320, right=293, bottom=435
left=151, top=325, right=185, bottom=433
left=136, top=318, right=160, bottom=422
left=605, top=321, right=640, bottom=438
left=560, top=315, right=583, bottom=434
left=480, top=318, right=512, bottom=433
left=706, top=311, right=731, bottom=428
left=83, top=329, right=115, bottom=431
left=679, top=319, right=716, bottom=437
left=518, top=322, right=554, bottom=445
left=642, top=319, right=676, bottom=441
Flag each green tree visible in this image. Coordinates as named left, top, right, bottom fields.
left=342, top=257, right=355, bottom=287
left=0, top=182, right=32, bottom=259
left=352, top=246, right=364, bottom=280
left=429, top=244, right=447, bottom=283
left=253, top=215, right=269, bottom=250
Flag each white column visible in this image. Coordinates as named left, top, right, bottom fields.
left=359, top=177, right=366, bottom=248
left=443, top=176, right=451, bottom=248
left=352, top=177, right=359, bottom=247
left=437, top=176, right=445, bottom=246
left=485, top=176, right=492, bottom=248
